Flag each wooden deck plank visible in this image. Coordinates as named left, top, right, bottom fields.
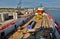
left=8, top=15, right=53, bottom=39
left=8, top=16, right=35, bottom=39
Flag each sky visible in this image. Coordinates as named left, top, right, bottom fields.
left=0, top=0, right=60, bottom=8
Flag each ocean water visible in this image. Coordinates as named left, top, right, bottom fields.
left=46, top=9, right=60, bottom=24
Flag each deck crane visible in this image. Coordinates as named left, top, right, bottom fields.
left=17, top=0, right=22, bottom=9
left=16, top=0, right=23, bottom=15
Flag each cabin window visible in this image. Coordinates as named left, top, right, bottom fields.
left=0, top=24, right=2, bottom=27
left=15, top=25, right=17, bottom=28
left=1, top=32, right=5, bottom=36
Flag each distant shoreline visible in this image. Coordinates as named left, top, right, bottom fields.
left=0, top=8, right=60, bottom=13
left=0, top=7, right=60, bottom=9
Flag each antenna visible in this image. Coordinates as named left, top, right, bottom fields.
left=40, top=3, right=43, bottom=7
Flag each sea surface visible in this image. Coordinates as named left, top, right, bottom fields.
left=46, top=9, right=60, bottom=24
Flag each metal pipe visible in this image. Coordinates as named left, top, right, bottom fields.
left=27, top=21, right=36, bottom=29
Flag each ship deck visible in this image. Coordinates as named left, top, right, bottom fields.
left=7, top=15, right=56, bottom=39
